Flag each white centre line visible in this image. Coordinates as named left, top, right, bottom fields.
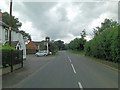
left=69, top=58, right=72, bottom=62
left=78, top=82, right=83, bottom=90
left=67, top=56, right=70, bottom=59
left=71, top=64, right=76, bottom=74
left=67, top=56, right=72, bottom=62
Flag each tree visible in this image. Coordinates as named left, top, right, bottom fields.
left=93, top=18, right=119, bottom=37
left=80, top=29, right=87, bottom=39
left=68, top=30, right=87, bottom=51
left=54, top=40, right=66, bottom=50
left=85, top=25, right=120, bottom=62
left=2, top=12, right=22, bottom=30
left=49, top=42, right=58, bottom=54
left=19, top=30, right=31, bottom=42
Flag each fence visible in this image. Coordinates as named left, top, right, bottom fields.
left=2, top=50, right=23, bottom=72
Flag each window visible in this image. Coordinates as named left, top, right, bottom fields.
left=17, top=46, right=19, bottom=50
left=5, top=29, right=8, bottom=40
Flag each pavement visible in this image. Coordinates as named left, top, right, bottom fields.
left=2, top=51, right=118, bottom=89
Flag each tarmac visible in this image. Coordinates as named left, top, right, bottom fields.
left=2, top=55, right=56, bottom=88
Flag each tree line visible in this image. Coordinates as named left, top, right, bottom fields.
left=43, top=40, right=67, bottom=54
left=67, top=18, right=120, bottom=63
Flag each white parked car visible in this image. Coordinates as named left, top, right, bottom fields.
left=35, top=51, right=48, bottom=57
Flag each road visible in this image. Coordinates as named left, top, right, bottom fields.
left=11, top=51, right=118, bottom=88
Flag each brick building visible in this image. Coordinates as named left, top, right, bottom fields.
left=26, top=41, right=38, bottom=54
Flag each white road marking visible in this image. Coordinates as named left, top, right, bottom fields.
left=69, top=58, right=72, bottom=62
left=71, top=64, right=76, bottom=74
left=67, top=56, right=72, bottom=62
left=68, top=56, right=70, bottom=59
left=78, top=82, right=83, bottom=90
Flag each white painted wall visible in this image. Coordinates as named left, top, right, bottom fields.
left=0, top=22, right=26, bottom=59
left=0, top=26, right=7, bottom=45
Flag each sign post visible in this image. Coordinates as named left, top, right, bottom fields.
left=45, top=36, right=50, bottom=54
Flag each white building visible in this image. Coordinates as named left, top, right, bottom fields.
left=0, top=21, right=26, bottom=59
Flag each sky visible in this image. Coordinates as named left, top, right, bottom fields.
left=0, top=0, right=118, bottom=43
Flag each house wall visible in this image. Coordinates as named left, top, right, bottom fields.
left=0, top=25, right=5, bottom=44
left=0, top=23, right=26, bottom=59
left=26, top=49, right=37, bottom=54
left=17, top=33, right=26, bottom=59
left=0, top=25, right=2, bottom=45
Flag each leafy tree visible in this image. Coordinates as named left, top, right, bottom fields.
left=19, top=30, right=31, bottom=42
left=2, top=12, right=22, bottom=30
left=68, top=38, right=86, bottom=51
left=80, top=29, right=87, bottom=39
left=2, top=11, right=31, bottom=42
left=85, top=25, right=120, bottom=62
left=93, top=18, right=118, bottom=37
left=49, top=42, right=58, bottom=54
left=68, top=30, right=87, bottom=51
left=54, top=40, right=66, bottom=50
left=64, top=44, right=69, bottom=50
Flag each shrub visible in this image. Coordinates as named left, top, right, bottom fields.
left=0, top=44, right=15, bottom=50
left=85, top=26, right=120, bottom=62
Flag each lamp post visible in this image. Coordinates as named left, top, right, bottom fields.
left=9, top=0, right=12, bottom=46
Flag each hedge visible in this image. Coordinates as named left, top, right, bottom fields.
left=2, top=50, right=23, bottom=67
left=85, top=26, right=120, bottom=62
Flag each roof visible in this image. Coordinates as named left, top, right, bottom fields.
left=26, top=41, right=38, bottom=49
left=5, top=41, right=19, bottom=47
left=33, top=41, right=41, bottom=45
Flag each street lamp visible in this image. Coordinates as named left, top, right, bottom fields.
left=9, top=0, right=12, bottom=46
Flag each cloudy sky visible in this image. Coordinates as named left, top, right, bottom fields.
left=0, top=0, right=118, bottom=43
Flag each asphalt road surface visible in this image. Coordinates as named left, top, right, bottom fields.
left=13, top=51, right=118, bottom=88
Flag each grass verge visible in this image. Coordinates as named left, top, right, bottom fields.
left=85, top=56, right=119, bottom=70
left=67, top=50, right=85, bottom=55
left=67, top=50, right=119, bottom=71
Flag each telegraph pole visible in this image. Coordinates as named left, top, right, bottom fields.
left=9, top=0, right=12, bottom=46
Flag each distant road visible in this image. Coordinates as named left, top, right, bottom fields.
left=15, top=51, right=118, bottom=88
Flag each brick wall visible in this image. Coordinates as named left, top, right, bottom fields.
left=26, top=49, right=37, bottom=54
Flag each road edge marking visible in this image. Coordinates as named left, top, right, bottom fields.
left=78, top=82, right=83, bottom=90
left=71, top=64, right=76, bottom=74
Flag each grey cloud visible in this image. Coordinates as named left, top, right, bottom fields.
left=12, top=2, right=118, bottom=42
left=56, top=6, right=69, bottom=22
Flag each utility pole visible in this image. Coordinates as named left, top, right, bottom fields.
left=9, top=0, right=12, bottom=46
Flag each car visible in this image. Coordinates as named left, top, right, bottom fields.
left=35, top=51, right=48, bottom=57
